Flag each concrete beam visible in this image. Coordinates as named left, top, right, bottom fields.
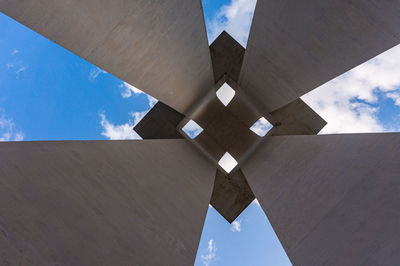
left=210, top=31, right=245, bottom=82
left=243, top=133, right=400, bottom=265
left=240, top=0, right=400, bottom=112
left=134, top=102, right=184, bottom=139
left=270, top=98, right=327, bottom=136
left=0, top=0, right=214, bottom=115
left=210, top=169, right=255, bottom=223
left=0, top=139, right=215, bottom=265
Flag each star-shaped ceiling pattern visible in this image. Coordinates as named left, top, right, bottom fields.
left=0, top=0, right=400, bottom=265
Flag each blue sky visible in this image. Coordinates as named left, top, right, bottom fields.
left=1, top=0, right=400, bottom=265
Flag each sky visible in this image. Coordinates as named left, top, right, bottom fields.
left=1, top=0, right=400, bottom=265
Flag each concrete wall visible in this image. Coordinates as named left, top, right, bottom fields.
left=134, top=102, right=184, bottom=139
left=243, top=133, right=400, bottom=265
left=240, top=0, right=400, bottom=112
left=0, top=0, right=214, bottom=115
left=0, top=139, right=215, bottom=265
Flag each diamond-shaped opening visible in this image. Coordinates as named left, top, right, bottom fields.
left=250, top=117, right=273, bottom=137
left=182, top=119, right=203, bottom=139
left=218, top=152, right=238, bottom=174
left=216, top=83, right=235, bottom=106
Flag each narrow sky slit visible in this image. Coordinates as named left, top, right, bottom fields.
left=250, top=117, right=273, bottom=137
left=218, top=152, right=238, bottom=173
left=182, top=119, right=204, bottom=139
left=216, top=83, right=235, bottom=106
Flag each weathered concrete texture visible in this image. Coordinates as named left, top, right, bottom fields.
left=210, top=169, right=255, bottom=223
left=210, top=31, right=245, bottom=82
left=239, top=0, right=400, bottom=112
left=0, top=140, right=215, bottom=265
left=134, top=102, right=184, bottom=139
left=270, top=98, right=327, bottom=136
left=0, top=0, right=214, bottom=115
left=243, top=133, right=400, bottom=265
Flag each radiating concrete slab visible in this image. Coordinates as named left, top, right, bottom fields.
left=0, top=0, right=214, bottom=115
left=210, top=169, right=255, bottom=223
left=210, top=31, right=245, bottom=82
left=134, top=102, right=184, bottom=139
left=240, top=0, right=400, bottom=112
left=270, top=98, right=327, bottom=136
left=0, top=139, right=215, bottom=265
left=243, top=133, right=400, bottom=265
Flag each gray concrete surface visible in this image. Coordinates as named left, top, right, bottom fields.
left=270, top=98, right=327, bottom=136
left=0, top=139, right=215, bottom=265
left=134, top=102, right=184, bottom=139
left=239, top=0, right=400, bottom=112
left=210, top=169, right=255, bottom=223
left=210, top=31, right=245, bottom=82
left=243, top=133, right=400, bottom=265
left=0, top=0, right=214, bottom=115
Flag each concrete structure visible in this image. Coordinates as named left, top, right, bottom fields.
left=243, top=133, right=400, bottom=265
left=0, top=140, right=215, bottom=265
left=210, top=170, right=255, bottom=223
left=270, top=99, right=327, bottom=136
left=1, top=1, right=400, bottom=265
left=134, top=102, right=184, bottom=139
left=135, top=99, right=256, bottom=223
left=239, top=0, right=400, bottom=112
left=0, top=0, right=215, bottom=115
left=210, top=31, right=245, bottom=83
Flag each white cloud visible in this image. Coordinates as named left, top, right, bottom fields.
left=231, top=220, right=241, bottom=232
left=11, top=49, right=19, bottom=55
left=147, top=95, right=158, bottom=108
left=6, top=63, right=27, bottom=78
left=387, top=91, right=400, bottom=106
left=99, top=111, right=147, bottom=140
left=0, top=110, right=24, bottom=141
left=14, top=132, right=24, bottom=141
left=16, top=66, right=27, bottom=75
left=120, top=82, right=159, bottom=108
left=130, top=111, right=147, bottom=126
left=302, top=44, right=400, bottom=134
left=120, top=82, right=143, bottom=98
left=206, top=0, right=257, bottom=46
left=0, top=132, right=11, bottom=142
left=99, top=82, right=159, bottom=140
left=201, top=239, right=217, bottom=266
left=88, top=67, right=107, bottom=81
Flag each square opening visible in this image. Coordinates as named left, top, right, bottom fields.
left=218, top=152, right=238, bottom=173
left=182, top=119, right=203, bottom=139
left=250, top=117, right=273, bottom=137
left=216, top=83, right=235, bottom=106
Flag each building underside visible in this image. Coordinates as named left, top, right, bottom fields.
left=1, top=0, right=400, bottom=265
